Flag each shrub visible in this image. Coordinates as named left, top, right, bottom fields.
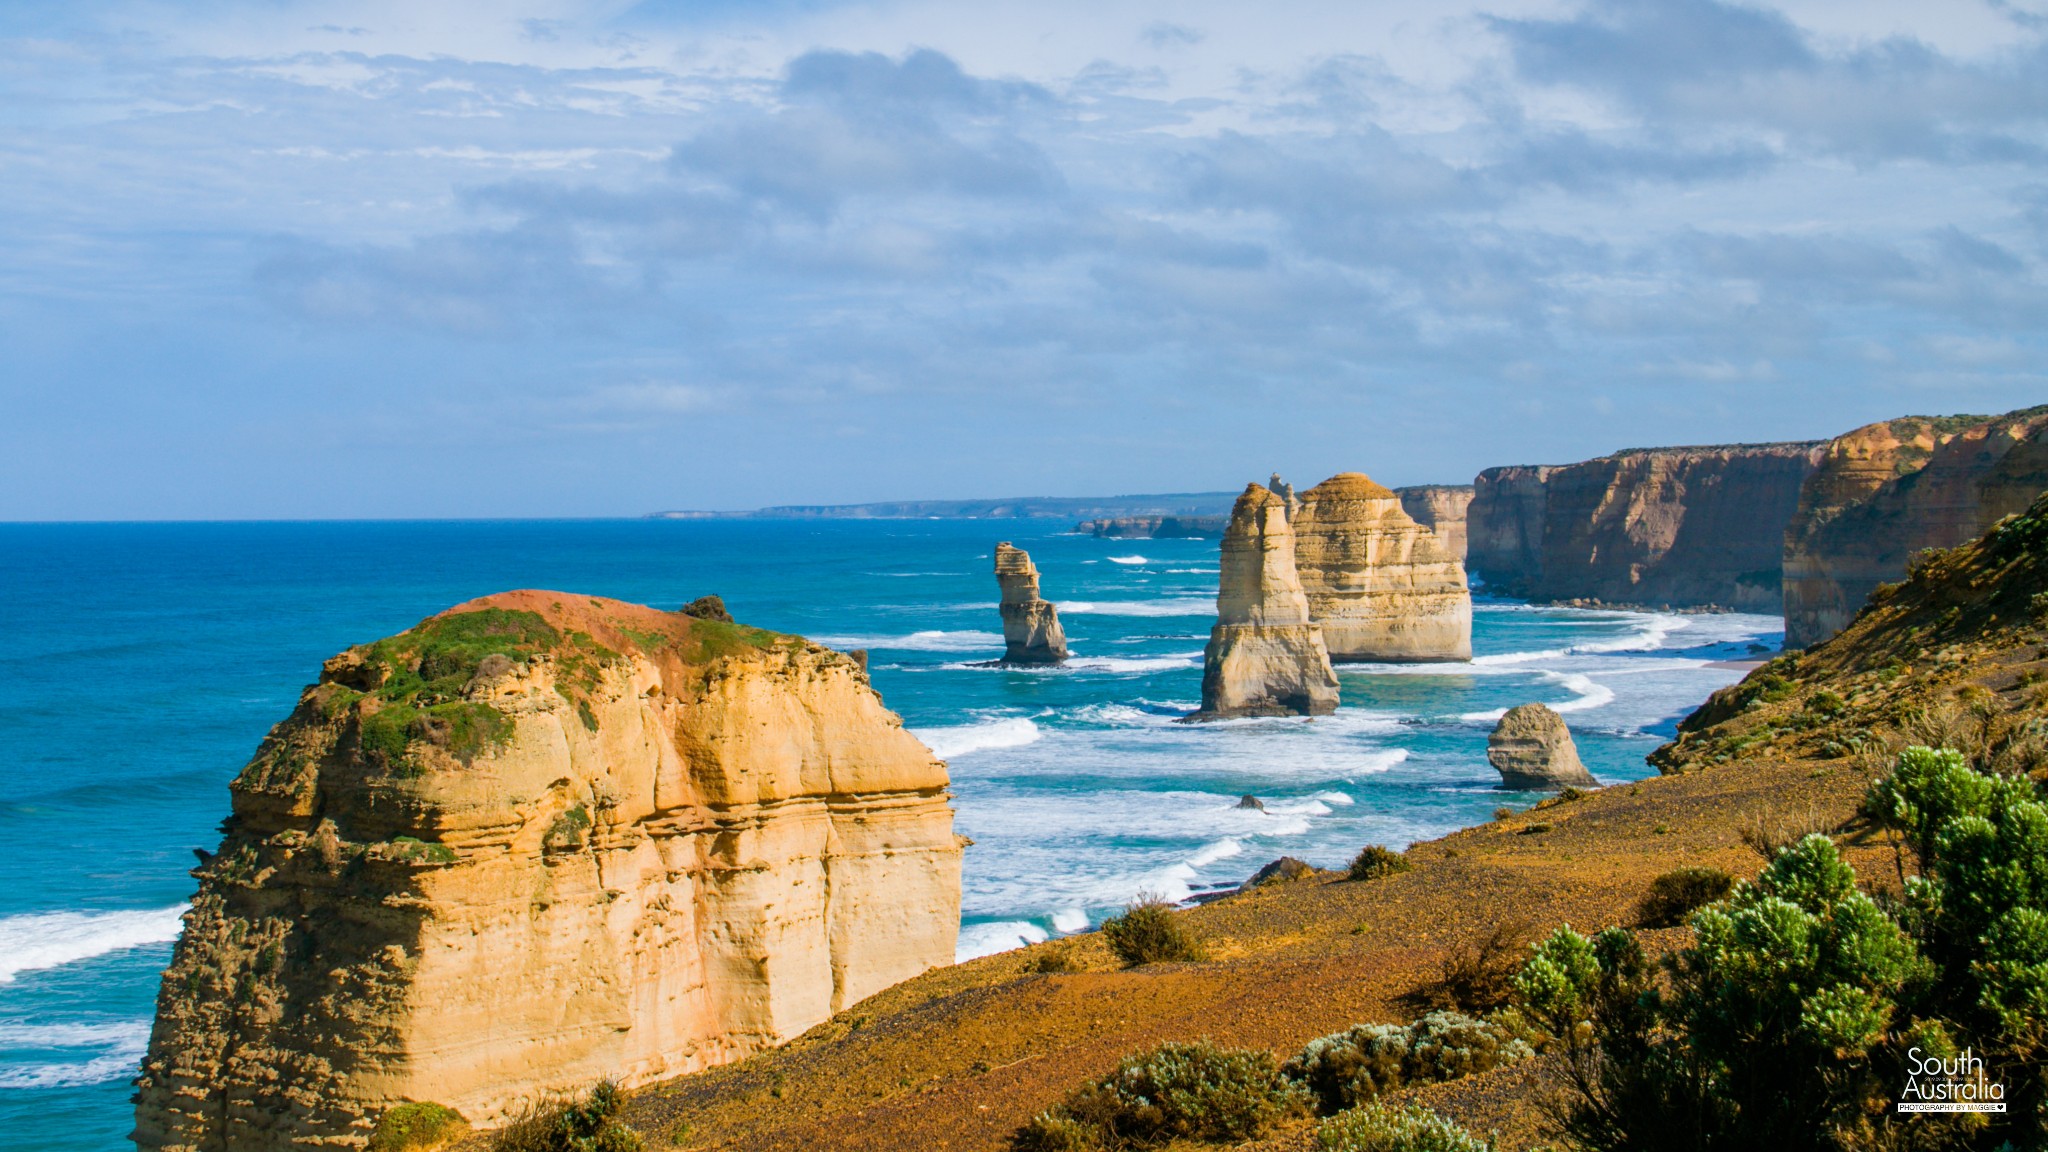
left=491, top=1083, right=642, bottom=1152
left=1315, top=1102, right=1493, bottom=1152
left=1101, top=901, right=1204, bottom=966
left=1348, top=845, right=1412, bottom=882
left=368, top=1102, right=469, bottom=1152
left=1512, top=743, right=2048, bottom=1152
left=1016, top=1040, right=1305, bottom=1149
left=1283, top=1012, right=1531, bottom=1114
left=1634, top=867, right=1734, bottom=929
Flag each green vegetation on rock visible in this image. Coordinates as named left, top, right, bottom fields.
left=367, top=1102, right=469, bottom=1152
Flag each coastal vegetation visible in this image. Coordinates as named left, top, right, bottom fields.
left=1100, top=900, right=1206, bottom=966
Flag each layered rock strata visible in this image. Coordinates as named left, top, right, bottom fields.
left=994, top=543, right=1069, bottom=664
left=1469, top=443, right=1825, bottom=610
left=1188, top=485, right=1339, bottom=720
left=1292, top=473, right=1472, bottom=662
left=1394, top=485, right=1474, bottom=559
left=1487, top=703, right=1597, bottom=790
left=134, top=592, right=961, bottom=1152
left=1072, top=516, right=1226, bottom=539
left=1782, top=407, right=2048, bottom=648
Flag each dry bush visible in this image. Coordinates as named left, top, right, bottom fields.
left=1347, top=845, right=1412, bottom=882
left=491, top=1083, right=641, bottom=1152
left=1738, top=804, right=1838, bottom=862
left=1101, top=900, right=1204, bottom=966
left=1408, top=921, right=1531, bottom=1014
left=1635, top=867, right=1735, bottom=928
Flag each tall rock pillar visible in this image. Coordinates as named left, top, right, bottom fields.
left=1187, top=484, right=1339, bottom=720
left=1293, top=472, right=1472, bottom=662
left=994, top=543, right=1069, bottom=664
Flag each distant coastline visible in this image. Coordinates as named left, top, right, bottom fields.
left=649, top=492, right=1241, bottom=520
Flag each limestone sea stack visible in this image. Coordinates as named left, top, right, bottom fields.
left=134, top=592, right=961, bottom=1151
left=1487, top=703, right=1597, bottom=790
left=1292, top=472, right=1472, bottom=662
left=1188, top=484, right=1339, bottom=720
left=994, top=543, right=1069, bottom=664
left=1783, top=406, right=2048, bottom=649
left=1394, top=484, right=1474, bottom=559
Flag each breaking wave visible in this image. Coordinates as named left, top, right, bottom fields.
left=0, top=906, right=187, bottom=984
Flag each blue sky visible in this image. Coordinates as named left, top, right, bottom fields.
left=4, top=0, right=2046, bottom=518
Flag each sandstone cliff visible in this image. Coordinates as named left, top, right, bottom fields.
left=1188, top=485, right=1339, bottom=720
left=1394, top=485, right=1473, bottom=559
left=994, top=544, right=1069, bottom=664
left=1781, top=407, right=2048, bottom=648
left=1469, top=443, right=1824, bottom=610
left=133, top=593, right=961, bottom=1152
left=1072, top=516, right=1226, bottom=540
left=1292, top=473, right=1472, bottom=662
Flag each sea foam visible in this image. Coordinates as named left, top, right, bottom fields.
left=1055, top=598, right=1214, bottom=617
left=0, top=906, right=188, bottom=984
left=0, top=1020, right=151, bottom=1089
left=914, top=717, right=1045, bottom=759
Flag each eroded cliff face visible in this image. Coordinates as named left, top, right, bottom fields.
left=1394, top=485, right=1473, bottom=559
left=1189, top=485, right=1338, bottom=720
left=134, top=592, right=961, bottom=1152
left=1782, top=407, right=2048, bottom=648
left=1293, top=473, right=1471, bottom=662
left=1469, top=444, right=1824, bottom=609
left=994, top=543, right=1069, bottom=664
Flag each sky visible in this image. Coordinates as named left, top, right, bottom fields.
left=3, top=0, right=2046, bottom=518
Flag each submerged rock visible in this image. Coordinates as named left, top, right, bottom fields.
left=1488, top=703, right=1598, bottom=790
left=1187, top=484, right=1339, bottom=720
left=1236, top=794, right=1266, bottom=811
left=134, top=592, right=961, bottom=1151
left=1293, top=472, right=1472, bottom=662
left=994, top=543, right=1069, bottom=664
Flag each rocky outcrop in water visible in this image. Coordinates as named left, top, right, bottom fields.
left=133, top=592, right=961, bottom=1152
left=994, top=543, right=1069, bottom=664
left=1395, top=485, right=1474, bottom=559
left=1073, top=516, right=1226, bottom=539
left=1469, top=444, right=1825, bottom=610
left=1487, top=703, right=1596, bottom=790
left=1782, top=407, right=2048, bottom=649
left=1292, top=473, right=1472, bottom=662
left=1188, top=484, right=1338, bottom=720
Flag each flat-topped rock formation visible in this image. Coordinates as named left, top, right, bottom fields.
left=1783, top=406, right=2048, bottom=648
left=993, top=543, right=1069, bottom=664
left=1072, top=515, right=1226, bottom=539
left=1487, top=703, right=1597, bottom=790
left=1292, top=472, right=1472, bottom=662
left=134, top=593, right=961, bottom=1152
left=1394, top=484, right=1474, bottom=559
left=1188, top=484, right=1338, bottom=720
left=1469, top=443, right=1825, bottom=610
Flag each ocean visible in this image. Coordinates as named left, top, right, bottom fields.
left=0, top=519, right=1779, bottom=1151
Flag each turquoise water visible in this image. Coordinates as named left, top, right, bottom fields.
left=0, top=520, right=1778, bottom=1151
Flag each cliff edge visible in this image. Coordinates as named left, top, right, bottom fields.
left=134, top=592, right=960, bottom=1152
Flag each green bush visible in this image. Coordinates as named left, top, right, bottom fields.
left=491, top=1082, right=642, bottom=1152
left=1283, top=1012, right=1530, bottom=1114
left=1101, top=901, right=1204, bottom=966
left=1015, top=1040, right=1304, bottom=1149
left=1633, top=867, right=1734, bottom=928
left=368, top=1102, right=468, bottom=1152
left=1518, top=744, right=2048, bottom=1151
left=1347, top=845, right=1412, bottom=882
left=1315, top=1102, right=1493, bottom=1152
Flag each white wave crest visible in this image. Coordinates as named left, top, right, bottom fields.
left=814, top=629, right=1002, bottom=653
left=956, top=920, right=1049, bottom=962
left=1313, top=791, right=1356, bottom=806
left=1351, top=749, right=1410, bottom=776
left=1051, top=908, right=1089, bottom=933
left=914, top=717, right=1044, bottom=760
left=0, top=906, right=187, bottom=984
left=1055, top=598, right=1214, bottom=617
left=1546, top=672, right=1617, bottom=713
left=1108, top=555, right=1148, bottom=565
left=0, top=1019, right=152, bottom=1089
left=1186, top=838, right=1243, bottom=867
left=1063, top=653, right=1203, bottom=674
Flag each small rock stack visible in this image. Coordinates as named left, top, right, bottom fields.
left=994, top=543, right=1068, bottom=664
left=1187, top=484, right=1340, bottom=720
left=1487, top=703, right=1598, bottom=790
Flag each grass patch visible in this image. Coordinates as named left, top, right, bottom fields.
left=368, top=1102, right=468, bottom=1152
left=1101, top=900, right=1204, bottom=966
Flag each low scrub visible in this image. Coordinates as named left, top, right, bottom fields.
left=1315, top=1102, right=1494, bottom=1152
left=1283, top=1012, right=1531, bottom=1114
left=368, top=1103, right=468, bottom=1152
left=1014, top=1040, right=1305, bottom=1149
left=1633, top=867, right=1734, bottom=929
left=1347, top=845, right=1412, bottom=882
left=1101, top=900, right=1204, bottom=966
left=1410, top=923, right=1530, bottom=1014
left=491, top=1083, right=642, bottom=1152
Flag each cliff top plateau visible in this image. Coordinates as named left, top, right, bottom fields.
left=570, top=493, right=2048, bottom=1152
left=136, top=591, right=960, bottom=1152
